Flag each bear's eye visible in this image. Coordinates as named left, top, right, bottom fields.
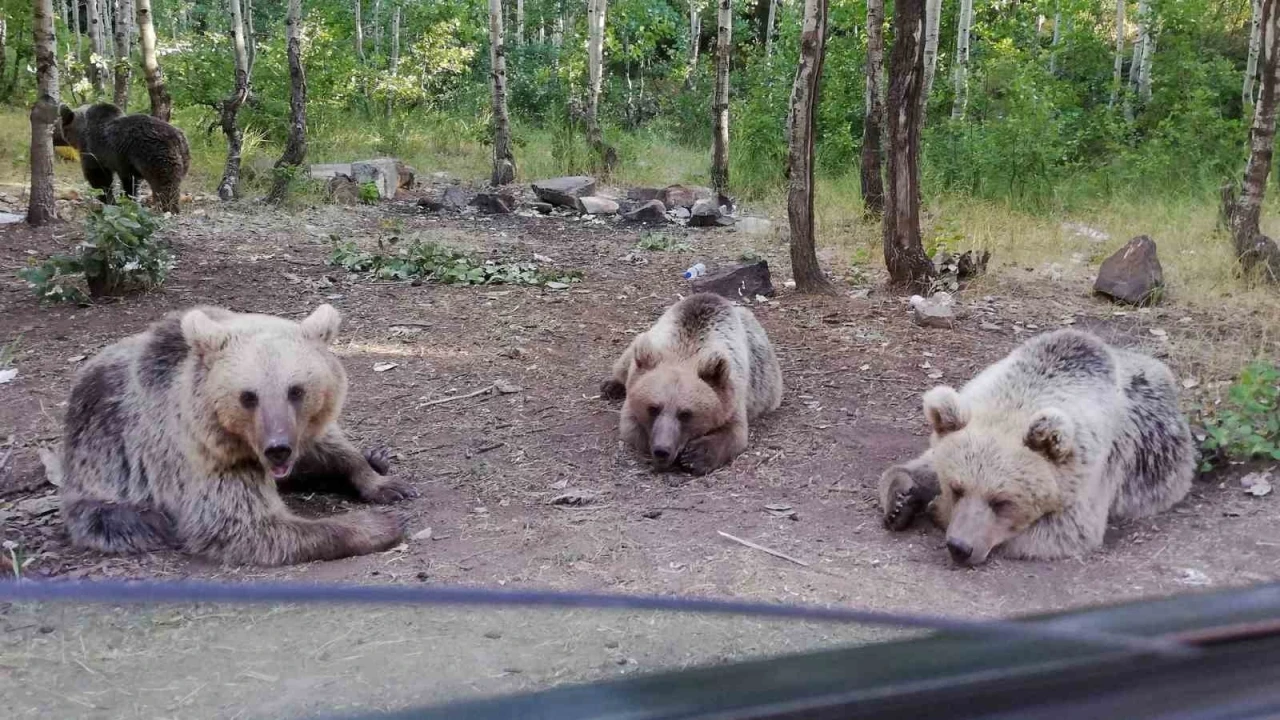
left=676, top=409, right=693, bottom=423
left=287, top=385, right=306, bottom=403
left=990, top=499, right=1012, bottom=514
left=648, top=404, right=662, bottom=418
left=951, top=485, right=965, bottom=499
left=239, top=390, right=259, bottom=410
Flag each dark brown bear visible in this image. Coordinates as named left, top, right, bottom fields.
left=59, top=103, right=191, bottom=214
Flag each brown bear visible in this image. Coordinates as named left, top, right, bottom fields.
left=58, top=103, right=190, bottom=214
left=602, top=293, right=783, bottom=475
left=879, top=329, right=1194, bottom=565
left=56, top=304, right=415, bottom=566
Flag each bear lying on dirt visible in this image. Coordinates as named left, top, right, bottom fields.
left=56, top=304, right=415, bottom=566
left=58, top=103, right=190, bottom=214
left=602, top=293, right=783, bottom=475
left=879, top=329, right=1194, bottom=565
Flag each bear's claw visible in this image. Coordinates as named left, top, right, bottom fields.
left=364, top=446, right=393, bottom=476
left=360, top=478, right=418, bottom=505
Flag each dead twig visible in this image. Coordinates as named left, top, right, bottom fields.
left=421, top=385, right=495, bottom=407
left=716, top=531, right=811, bottom=568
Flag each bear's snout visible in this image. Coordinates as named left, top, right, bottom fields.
left=946, top=538, right=973, bottom=564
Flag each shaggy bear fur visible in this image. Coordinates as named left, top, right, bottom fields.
left=59, top=103, right=190, bottom=214
left=602, top=293, right=783, bottom=475
left=879, top=329, right=1194, bottom=565
left=57, top=304, right=415, bottom=566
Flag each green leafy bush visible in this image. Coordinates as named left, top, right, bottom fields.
left=19, top=200, right=170, bottom=302
left=1199, top=362, right=1280, bottom=470
left=358, top=182, right=381, bottom=205
left=329, top=237, right=583, bottom=287
left=635, top=232, right=690, bottom=252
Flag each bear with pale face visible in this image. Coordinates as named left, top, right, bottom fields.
left=57, top=304, right=414, bottom=566
left=880, top=330, right=1194, bottom=565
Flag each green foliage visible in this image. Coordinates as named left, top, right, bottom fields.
left=328, top=237, right=584, bottom=287
left=1199, top=362, right=1280, bottom=471
left=358, top=182, right=381, bottom=204
left=635, top=232, right=690, bottom=252
left=19, top=200, right=169, bottom=303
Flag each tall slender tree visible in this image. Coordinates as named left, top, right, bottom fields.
left=71, top=0, right=81, bottom=65
left=1109, top=0, right=1126, bottom=108
left=586, top=0, right=616, bottom=171
left=950, top=0, right=973, bottom=119
left=885, top=0, right=936, bottom=289
left=920, top=0, right=942, bottom=110
left=385, top=1, right=399, bottom=118
left=687, top=0, right=702, bottom=80
left=87, top=0, right=105, bottom=93
left=1246, top=0, right=1262, bottom=109
left=516, top=0, right=525, bottom=44
left=1229, top=0, right=1280, bottom=281
left=112, top=0, right=131, bottom=109
left=268, top=0, right=307, bottom=204
left=711, top=0, right=731, bottom=194
left=217, top=0, right=251, bottom=201
left=355, top=0, right=365, bottom=61
left=765, top=0, right=778, bottom=56
left=489, top=0, right=516, bottom=185
left=786, top=0, right=833, bottom=293
left=29, top=0, right=59, bottom=226
left=135, top=0, right=171, bottom=121
left=860, top=0, right=885, bottom=216
left=1049, top=5, right=1062, bottom=75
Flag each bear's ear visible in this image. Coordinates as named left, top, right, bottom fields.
left=923, top=386, right=969, bottom=436
left=300, top=304, right=342, bottom=345
left=181, top=309, right=229, bottom=355
left=59, top=105, right=74, bottom=125
left=698, top=355, right=730, bottom=391
left=1024, top=409, right=1076, bottom=464
left=632, top=338, right=659, bottom=374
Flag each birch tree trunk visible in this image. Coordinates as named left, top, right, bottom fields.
left=385, top=2, right=398, bottom=118
left=489, top=0, right=516, bottom=185
left=246, top=0, right=257, bottom=75
left=516, top=0, right=524, bottom=45
left=112, top=0, right=130, bottom=109
left=711, top=0, right=731, bottom=194
left=1139, top=33, right=1154, bottom=104
left=1229, top=0, right=1280, bottom=281
left=921, top=0, right=942, bottom=112
left=885, top=0, right=936, bottom=289
left=765, top=0, right=778, bottom=56
left=87, top=0, right=105, bottom=93
left=0, top=17, right=6, bottom=90
left=29, top=0, right=60, bottom=226
left=60, top=0, right=68, bottom=28
left=786, top=0, right=833, bottom=293
left=860, top=0, right=885, bottom=216
left=1049, top=8, right=1061, bottom=75
left=373, top=0, right=381, bottom=58
left=135, top=0, right=170, bottom=121
left=355, top=0, right=364, bottom=61
left=586, top=0, right=616, bottom=171
left=72, top=0, right=82, bottom=64
left=687, top=0, right=701, bottom=84
left=1108, top=0, right=1125, bottom=108
left=217, top=0, right=250, bottom=201
left=268, top=0, right=307, bottom=204
left=950, top=0, right=972, bottom=119
left=1246, top=0, right=1261, bottom=110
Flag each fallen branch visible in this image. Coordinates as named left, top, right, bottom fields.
left=717, top=530, right=811, bottom=567
left=421, top=385, right=495, bottom=407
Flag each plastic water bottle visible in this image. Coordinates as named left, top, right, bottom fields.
left=683, top=263, right=706, bottom=280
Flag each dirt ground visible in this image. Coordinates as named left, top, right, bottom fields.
left=1, top=187, right=1278, bottom=718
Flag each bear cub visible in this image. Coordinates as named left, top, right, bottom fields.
left=59, top=103, right=190, bottom=214
left=58, top=304, right=415, bottom=566
left=602, top=293, right=783, bottom=475
left=879, top=329, right=1194, bottom=565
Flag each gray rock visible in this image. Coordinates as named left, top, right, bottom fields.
left=533, top=176, right=597, bottom=208
left=627, top=187, right=665, bottom=203
left=692, top=261, right=775, bottom=300
left=623, top=199, right=669, bottom=223
left=471, top=191, right=517, bottom=214
left=1094, top=235, right=1165, bottom=305
left=351, top=158, right=400, bottom=199
left=735, top=216, right=773, bottom=235
left=529, top=201, right=554, bottom=214
left=576, top=196, right=620, bottom=215
left=912, top=293, right=959, bottom=329
left=441, top=185, right=471, bottom=210
left=662, top=184, right=711, bottom=210
left=689, top=198, right=735, bottom=227
left=670, top=207, right=691, bottom=220
left=326, top=175, right=360, bottom=205
left=310, top=162, right=353, bottom=181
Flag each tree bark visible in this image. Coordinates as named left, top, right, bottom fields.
left=385, top=2, right=399, bottom=118
left=950, top=0, right=972, bottom=119
left=87, top=0, right=105, bottom=93
left=489, top=0, right=516, bottom=185
left=112, top=0, right=130, bottom=109
left=29, top=0, right=59, bottom=226
left=1230, top=0, right=1280, bottom=282
left=246, top=0, right=257, bottom=75
left=711, top=0, right=731, bottom=194
left=1246, top=0, right=1262, bottom=110
left=135, top=0, right=170, bottom=121
left=355, top=0, right=364, bottom=61
left=860, top=0, right=885, bottom=216
left=516, top=0, right=524, bottom=45
left=687, top=0, right=701, bottom=85
left=1109, top=0, right=1125, bottom=108
left=1049, top=7, right=1061, bottom=75
left=786, top=0, right=834, bottom=294
left=218, top=0, right=250, bottom=201
left=884, top=0, right=936, bottom=290
left=765, top=0, right=778, bottom=56
left=71, top=0, right=82, bottom=65
left=372, top=0, right=381, bottom=58
left=921, top=0, right=941, bottom=113
left=1138, top=33, right=1154, bottom=104
left=586, top=0, right=616, bottom=172
left=268, top=0, right=307, bottom=204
